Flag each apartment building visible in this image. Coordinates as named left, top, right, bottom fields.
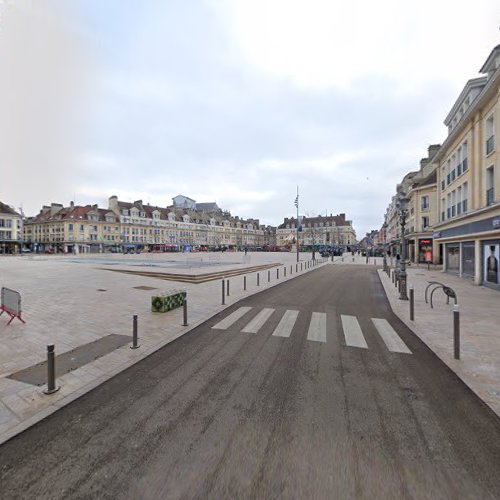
left=276, top=214, right=356, bottom=249
left=432, top=44, right=500, bottom=287
left=24, top=196, right=266, bottom=253
left=0, top=201, right=22, bottom=254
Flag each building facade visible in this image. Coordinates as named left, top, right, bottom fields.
left=0, top=201, right=23, bottom=254
left=432, top=44, right=500, bottom=288
left=24, top=196, right=267, bottom=253
left=276, top=213, right=356, bottom=249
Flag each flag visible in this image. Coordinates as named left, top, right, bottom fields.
left=294, top=195, right=299, bottom=208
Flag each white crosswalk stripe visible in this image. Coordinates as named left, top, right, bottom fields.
left=242, top=308, right=275, bottom=333
left=272, top=310, right=299, bottom=338
left=307, top=312, right=327, bottom=343
left=371, top=318, right=412, bottom=354
left=212, top=308, right=412, bottom=355
left=212, top=307, right=252, bottom=330
left=341, top=315, right=368, bottom=349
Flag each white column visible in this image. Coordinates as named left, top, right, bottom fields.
left=474, top=239, right=481, bottom=286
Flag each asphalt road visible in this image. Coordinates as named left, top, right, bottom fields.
left=1, top=265, right=500, bottom=499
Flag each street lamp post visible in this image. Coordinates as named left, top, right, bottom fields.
left=397, top=195, right=409, bottom=301
left=294, top=186, right=299, bottom=263
left=382, top=223, right=388, bottom=273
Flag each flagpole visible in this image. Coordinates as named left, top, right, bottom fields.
left=296, top=185, right=299, bottom=263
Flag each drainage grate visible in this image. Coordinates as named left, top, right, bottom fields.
left=8, top=334, right=131, bottom=386
left=133, top=285, right=158, bottom=290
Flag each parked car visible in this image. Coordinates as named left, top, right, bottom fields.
left=21, top=248, right=31, bottom=253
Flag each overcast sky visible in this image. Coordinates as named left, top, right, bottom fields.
left=1, top=0, right=499, bottom=237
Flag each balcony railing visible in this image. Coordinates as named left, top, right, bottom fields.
left=486, top=187, right=495, bottom=206
left=486, top=135, right=495, bottom=155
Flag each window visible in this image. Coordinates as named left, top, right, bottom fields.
left=462, top=182, right=468, bottom=213
left=486, top=166, right=495, bottom=206
left=462, top=142, right=468, bottom=172
left=421, top=195, right=429, bottom=210
left=486, top=115, right=495, bottom=155
left=421, top=216, right=429, bottom=230
left=69, top=224, right=73, bottom=231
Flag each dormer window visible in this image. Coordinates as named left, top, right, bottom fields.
left=140, top=211, right=145, bottom=218
left=122, top=209, right=129, bottom=216
left=168, top=212, right=176, bottom=221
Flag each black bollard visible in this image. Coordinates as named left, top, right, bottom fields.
left=284, top=267, right=286, bottom=277
left=227, top=279, right=230, bottom=296
left=182, top=297, right=188, bottom=326
left=268, top=270, right=271, bottom=282
left=409, top=286, right=414, bottom=321
left=43, top=345, right=60, bottom=394
left=130, top=314, right=140, bottom=349
left=257, top=273, right=260, bottom=286
left=453, top=305, right=460, bottom=360
left=222, top=278, right=225, bottom=305
left=277, top=268, right=279, bottom=279
left=244, top=275, right=247, bottom=291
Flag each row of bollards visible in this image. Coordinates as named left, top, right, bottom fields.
left=42, top=258, right=332, bottom=396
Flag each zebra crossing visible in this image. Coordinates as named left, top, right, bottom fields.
left=212, top=306, right=412, bottom=354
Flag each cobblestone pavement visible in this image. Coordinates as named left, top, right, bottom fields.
left=0, top=251, right=323, bottom=444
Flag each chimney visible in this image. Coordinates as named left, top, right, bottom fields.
left=420, top=158, right=429, bottom=170
left=428, top=144, right=441, bottom=160
left=70, top=201, right=74, bottom=209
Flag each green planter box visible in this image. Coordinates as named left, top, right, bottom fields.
left=151, top=290, right=186, bottom=313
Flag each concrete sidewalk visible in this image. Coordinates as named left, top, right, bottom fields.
left=0, top=252, right=326, bottom=445
left=377, top=265, right=500, bottom=419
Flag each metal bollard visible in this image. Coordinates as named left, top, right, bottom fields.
left=453, top=305, right=460, bottom=360
left=301, top=263, right=303, bottom=271
left=257, top=273, right=260, bottom=286
left=43, top=345, right=60, bottom=394
left=296, top=263, right=298, bottom=272
left=130, top=314, right=140, bottom=349
left=409, top=286, right=414, bottom=321
left=290, top=265, right=292, bottom=274
left=392, top=270, right=395, bottom=283
left=244, top=275, right=247, bottom=291
left=277, top=268, right=279, bottom=279
left=227, top=279, right=230, bottom=296
left=284, top=267, right=287, bottom=277
left=222, top=278, right=225, bottom=305
left=182, top=297, right=188, bottom=326
left=268, top=270, right=270, bottom=282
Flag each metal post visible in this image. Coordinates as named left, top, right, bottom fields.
left=409, top=286, right=414, bottom=321
left=182, top=297, right=188, bottom=326
left=222, top=278, right=225, bottom=305
left=268, top=270, right=270, bottom=282
left=284, top=267, right=286, bottom=277
left=453, top=305, right=460, bottom=360
left=43, top=345, right=60, bottom=394
left=257, top=273, right=260, bottom=286
left=130, top=314, right=140, bottom=349
left=227, top=279, right=230, bottom=296
left=301, top=263, right=303, bottom=271
left=296, top=263, right=298, bottom=272
left=277, top=268, right=279, bottom=279
left=244, top=275, right=247, bottom=291
left=290, top=265, right=292, bottom=274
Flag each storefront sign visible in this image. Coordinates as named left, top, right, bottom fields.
left=432, top=232, right=441, bottom=238
left=492, top=218, right=500, bottom=228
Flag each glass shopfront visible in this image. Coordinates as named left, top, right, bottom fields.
left=446, top=244, right=460, bottom=273
left=418, top=239, right=433, bottom=263
left=461, top=242, right=475, bottom=277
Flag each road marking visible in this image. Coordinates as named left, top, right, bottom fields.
left=341, top=315, right=368, bottom=349
left=371, top=318, right=412, bottom=354
left=272, top=310, right=299, bottom=338
left=242, top=308, right=275, bottom=333
left=307, top=312, right=327, bottom=343
left=212, top=307, right=252, bottom=330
